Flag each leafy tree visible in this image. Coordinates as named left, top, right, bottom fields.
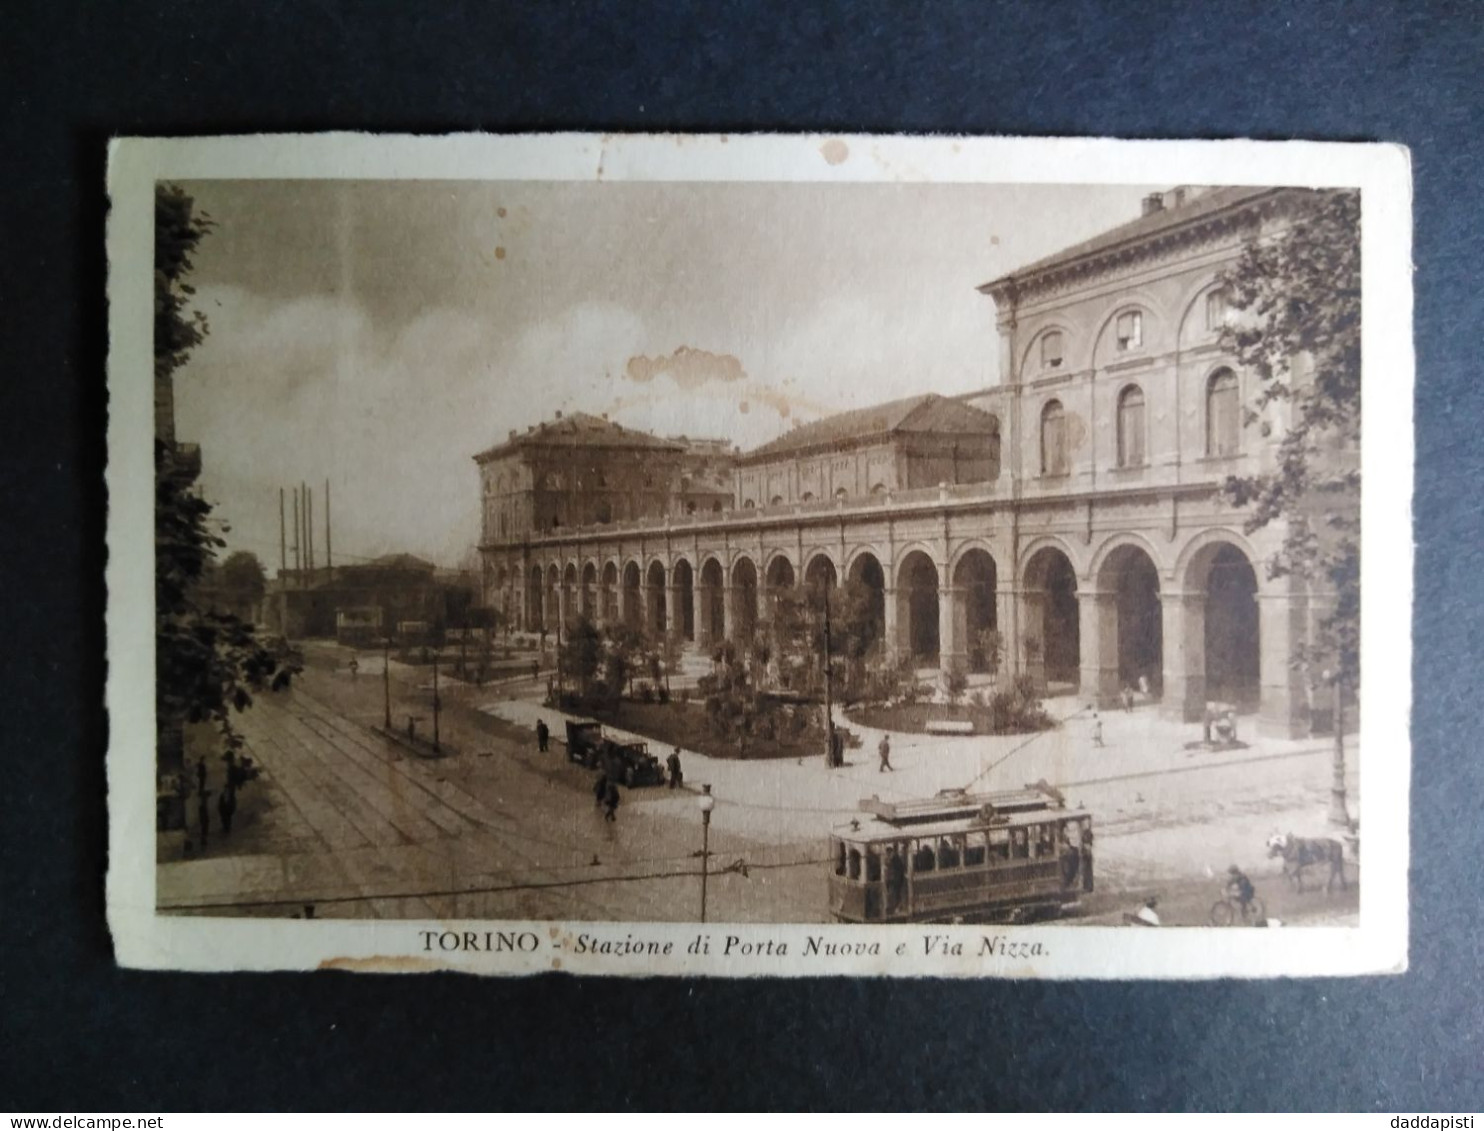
left=155, top=184, right=298, bottom=770
left=1217, top=189, right=1360, bottom=825
left=218, top=550, right=267, bottom=604
left=559, top=613, right=604, bottom=697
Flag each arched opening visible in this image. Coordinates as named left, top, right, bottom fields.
left=952, top=549, right=999, bottom=674
left=730, top=557, right=759, bottom=643
left=527, top=566, right=544, bottom=631
left=1098, top=544, right=1163, bottom=696
left=580, top=563, right=597, bottom=618
left=1194, top=542, right=1260, bottom=709
left=562, top=564, right=578, bottom=630
left=847, top=553, right=887, bottom=657
left=601, top=562, right=618, bottom=624
left=621, top=562, right=642, bottom=629
left=1024, top=547, right=1079, bottom=692
left=672, top=559, right=695, bottom=641
left=804, top=555, right=837, bottom=592
left=645, top=561, right=668, bottom=637
left=698, top=558, right=725, bottom=645
left=896, top=551, right=940, bottom=665
left=545, top=565, right=562, bottom=635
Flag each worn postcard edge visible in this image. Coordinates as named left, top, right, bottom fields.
left=105, top=133, right=1414, bottom=978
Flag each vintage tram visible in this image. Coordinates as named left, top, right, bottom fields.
left=827, top=784, right=1094, bottom=924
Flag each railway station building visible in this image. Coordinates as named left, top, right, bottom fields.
left=477, top=186, right=1345, bottom=738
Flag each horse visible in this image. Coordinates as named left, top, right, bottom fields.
left=1266, top=833, right=1347, bottom=893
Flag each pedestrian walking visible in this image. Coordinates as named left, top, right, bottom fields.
left=1121, top=686, right=1135, bottom=713
left=536, top=718, right=550, bottom=752
left=1091, top=711, right=1105, bottom=748
left=197, top=789, right=211, bottom=850
left=666, top=748, right=683, bottom=790
left=593, top=772, right=609, bottom=808
left=531, top=658, right=540, bottom=681
left=603, top=780, right=620, bottom=822
left=217, top=783, right=237, bottom=835
left=195, top=756, right=207, bottom=796
left=877, top=734, right=893, bottom=773
left=349, top=656, right=360, bottom=681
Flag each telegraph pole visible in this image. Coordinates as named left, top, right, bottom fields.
left=279, top=488, right=287, bottom=574
left=324, top=478, right=332, bottom=574
left=431, top=649, right=441, bottom=754
left=822, top=579, right=836, bottom=766
left=292, top=489, right=301, bottom=577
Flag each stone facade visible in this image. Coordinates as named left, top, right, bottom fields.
left=477, top=186, right=1345, bottom=738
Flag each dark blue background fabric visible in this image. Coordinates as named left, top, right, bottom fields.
left=1, top=0, right=1478, bottom=1111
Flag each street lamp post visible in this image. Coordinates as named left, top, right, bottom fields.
left=432, top=649, right=442, bottom=754
left=382, top=635, right=392, bottom=731
left=1325, top=669, right=1350, bottom=828
left=698, top=784, right=715, bottom=923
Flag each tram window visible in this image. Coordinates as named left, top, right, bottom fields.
left=865, top=849, right=881, bottom=882
left=848, top=847, right=862, bottom=880
left=939, top=838, right=961, bottom=868
left=991, top=831, right=1011, bottom=860
left=835, top=842, right=847, bottom=876
left=964, top=832, right=987, bottom=867
left=1011, top=829, right=1030, bottom=859
left=913, top=842, right=936, bottom=873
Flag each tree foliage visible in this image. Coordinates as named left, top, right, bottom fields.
left=156, top=183, right=298, bottom=762
left=1218, top=189, right=1361, bottom=690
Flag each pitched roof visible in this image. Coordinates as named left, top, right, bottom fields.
left=474, top=412, right=685, bottom=462
left=362, top=553, right=437, bottom=573
left=738, top=394, right=999, bottom=464
left=979, top=185, right=1277, bottom=294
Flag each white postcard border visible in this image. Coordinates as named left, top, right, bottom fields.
left=106, top=132, right=1413, bottom=977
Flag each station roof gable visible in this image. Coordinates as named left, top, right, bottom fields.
left=738, top=394, right=1000, bottom=466
left=474, top=412, right=685, bottom=463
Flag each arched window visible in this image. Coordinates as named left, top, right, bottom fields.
left=870, top=482, right=888, bottom=495
left=770, top=495, right=784, bottom=506
left=1117, top=385, right=1146, bottom=468
left=743, top=499, right=756, bottom=509
left=711, top=501, right=723, bottom=513
left=685, top=501, right=696, bottom=515
left=1207, top=369, right=1240, bottom=456
left=1040, top=399, right=1068, bottom=476
left=834, top=487, right=849, bottom=500
left=801, top=491, right=815, bottom=502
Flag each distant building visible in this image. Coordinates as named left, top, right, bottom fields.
left=477, top=186, right=1352, bottom=737
left=264, top=553, right=462, bottom=642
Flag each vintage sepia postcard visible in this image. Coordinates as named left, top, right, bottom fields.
left=106, top=133, right=1412, bottom=977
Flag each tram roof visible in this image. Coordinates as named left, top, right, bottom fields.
left=835, top=808, right=1087, bottom=843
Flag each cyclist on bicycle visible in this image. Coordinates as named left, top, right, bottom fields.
left=1226, top=865, right=1256, bottom=918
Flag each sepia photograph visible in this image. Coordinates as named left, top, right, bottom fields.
left=106, top=133, right=1412, bottom=976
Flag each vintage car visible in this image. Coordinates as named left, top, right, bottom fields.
left=564, top=720, right=605, bottom=766
left=599, top=739, right=666, bottom=789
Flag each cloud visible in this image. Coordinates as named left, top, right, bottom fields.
left=624, top=346, right=747, bottom=388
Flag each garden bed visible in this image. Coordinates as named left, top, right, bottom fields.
left=845, top=700, right=1054, bottom=736
left=600, top=699, right=829, bottom=762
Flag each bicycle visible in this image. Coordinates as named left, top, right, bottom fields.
left=1209, top=893, right=1267, bottom=926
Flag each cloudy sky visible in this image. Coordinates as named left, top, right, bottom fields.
left=173, top=178, right=1152, bottom=568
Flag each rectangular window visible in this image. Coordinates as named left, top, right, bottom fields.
left=1205, top=289, right=1228, bottom=331
left=1041, top=330, right=1064, bottom=369
left=1116, top=311, right=1142, bottom=351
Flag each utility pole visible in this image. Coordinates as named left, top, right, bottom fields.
left=306, top=484, right=314, bottom=575
left=1329, top=673, right=1351, bottom=829
left=279, top=487, right=287, bottom=574
left=431, top=649, right=441, bottom=754
left=822, top=579, right=835, bottom=766
left=324, top=478, right=332, bottom=574
left=292, top=489, right=301, bottom=578
left=382, top=636, right=392, bottom=730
